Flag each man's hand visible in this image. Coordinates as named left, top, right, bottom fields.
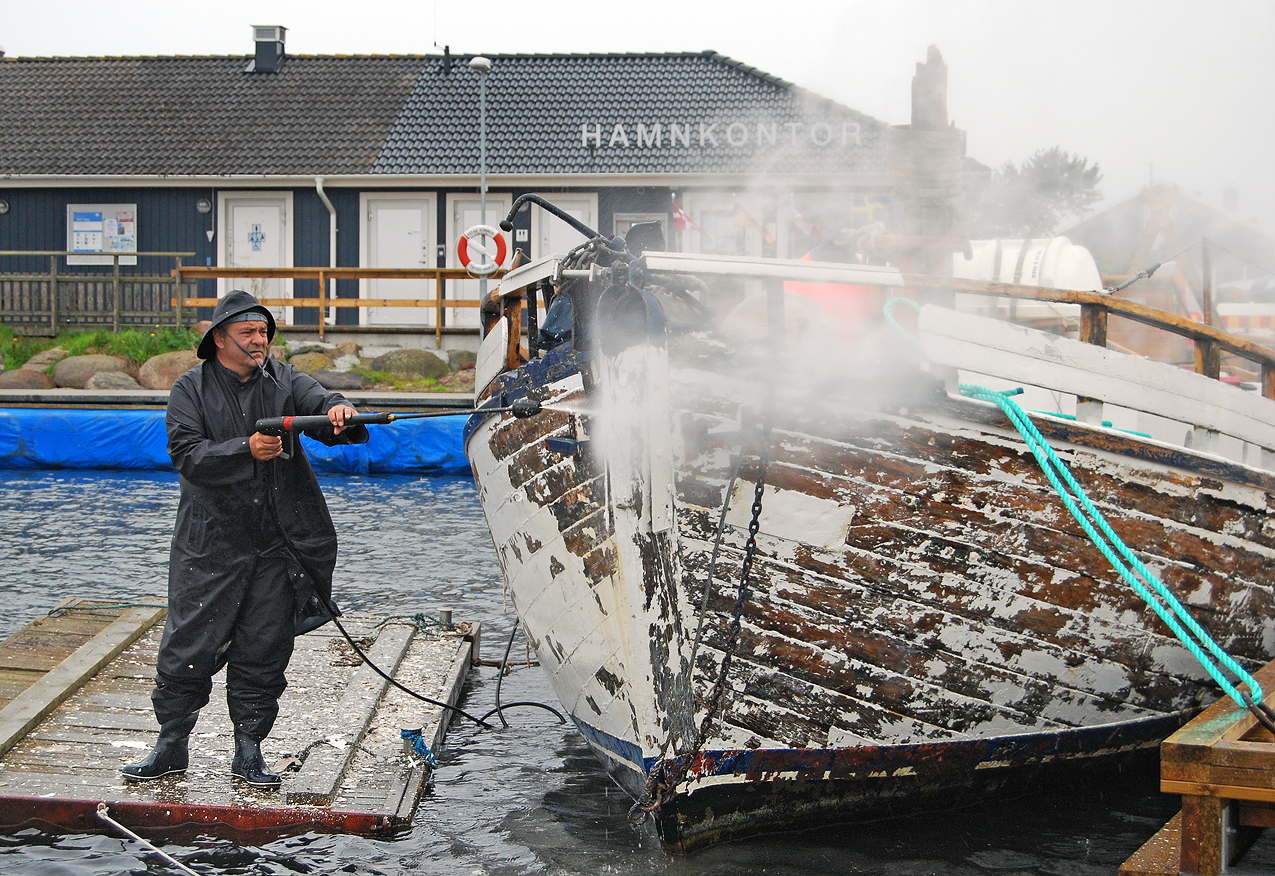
left=328, top=404, right=358, bottom=435
left=249, top=432, right=283, bottom=461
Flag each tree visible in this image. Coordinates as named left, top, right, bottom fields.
left=970, top=147, right=1103, bottom=238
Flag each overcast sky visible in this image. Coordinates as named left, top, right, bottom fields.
left=5, top=0, right=1273, bottom=226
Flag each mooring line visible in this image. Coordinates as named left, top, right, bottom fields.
left=95, top=803, right=199, bottom=876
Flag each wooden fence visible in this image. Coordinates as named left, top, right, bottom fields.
left=0, top=252, right=196, bottom=335
left=171, top=266, right=508, bottom=344
left=0, top=255, right=506, bottom=344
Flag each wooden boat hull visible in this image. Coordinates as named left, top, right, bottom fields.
left=465, top=286, right=1275, bottom=852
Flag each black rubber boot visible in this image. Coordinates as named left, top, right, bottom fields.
left=121, top=714, right=197, bottom=782
left=230, top=730, right=281, bottom=790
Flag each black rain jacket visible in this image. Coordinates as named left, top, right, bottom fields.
left=165, top=357, right=369, bottom=634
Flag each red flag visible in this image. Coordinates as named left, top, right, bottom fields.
left=732, top=199, right=775, bottom=245
left=671, top=195, right=711, bottom=240
left=791, top=205, right=823, bottom=242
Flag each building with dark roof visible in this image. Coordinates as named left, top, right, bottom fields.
left=0, top=28, right=928, bottom=329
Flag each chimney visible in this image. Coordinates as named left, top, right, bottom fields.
left=247, top=25, right=286, bottom=73
left=911, top=45, right=948, bottom=131
left=442, top=45, right=452, bottom=74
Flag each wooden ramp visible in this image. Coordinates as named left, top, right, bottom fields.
left=1121, top=657, right=1275, bottom=876
left=0, top=598, right=476, bottom=841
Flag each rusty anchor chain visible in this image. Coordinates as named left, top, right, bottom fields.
left=628, top=428, right=771, bottom=828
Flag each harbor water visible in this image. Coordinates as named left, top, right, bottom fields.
left=0, top=469, right=1269, bottom=875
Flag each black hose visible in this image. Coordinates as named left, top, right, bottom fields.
left=501, top=194, right=601, bottom=240
left=493, top=618, right=519, bottom=728
left=488, top=619, right=566, bottom=726
left=479, top=701, right=565, bottom=724
left=315, top=589, right=496, bottom=730
left=271, top=441, right=557, bottom=734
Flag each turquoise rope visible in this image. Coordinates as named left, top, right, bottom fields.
left=883, top=296, right=922, bottom=341
left=961, top=383, right=1262, bottom=708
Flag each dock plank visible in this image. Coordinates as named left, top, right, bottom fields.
left=285, top=624, right=415, bottom=806
left=1119, top=810, right=1181, bottom=876
left=0, top=605, right=474, bottom=839
left=0, top=605, right=166, bottom=757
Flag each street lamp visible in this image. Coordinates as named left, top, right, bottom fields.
left=470, top=55, right=492, bottom=303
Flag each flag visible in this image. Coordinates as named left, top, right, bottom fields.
left=732, top=199, right=775, bottom=245
left=671, top=195, right=711, bottom=240
left=791, top=204, right=823, bottom=241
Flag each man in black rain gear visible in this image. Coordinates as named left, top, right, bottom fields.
left=122, top=290, right=369, bottom=789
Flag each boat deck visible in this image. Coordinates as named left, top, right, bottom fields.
left=0, top=598, right=476, bottom=841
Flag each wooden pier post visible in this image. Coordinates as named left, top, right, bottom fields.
left=1123, top=657, right=1275, bottom=875
left=48, top=255, right=58, bottom=334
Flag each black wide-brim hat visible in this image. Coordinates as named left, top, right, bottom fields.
left=197, top=290, right=277, bottom=360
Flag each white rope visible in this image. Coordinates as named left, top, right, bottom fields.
left=95, top=803, right=200, bottom=876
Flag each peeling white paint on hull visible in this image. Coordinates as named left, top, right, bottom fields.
left=464, top=280, right=1275, bottom=853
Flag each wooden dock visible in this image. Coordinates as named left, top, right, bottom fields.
left=1121, top=658, right=1275, bottom=875
left=0, top=598, right=476, bottom=841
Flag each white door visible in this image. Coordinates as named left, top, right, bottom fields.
left=219, top=193, right=293, bottom=324
left=447, top=194, right=512, bottom=329
left=362, top=195, right=435, bottom=326
left=531, top=193, right=597, bottom=260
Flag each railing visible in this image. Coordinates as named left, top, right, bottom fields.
left=171, top=266, right=507, bottom=344
left=904, top=275, right=1275, bottom=401
left=0, top=251, right=196, bottom=335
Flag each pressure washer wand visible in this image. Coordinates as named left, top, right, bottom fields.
left=254, top=397, right=542, bottom=435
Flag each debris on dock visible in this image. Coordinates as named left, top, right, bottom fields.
left=0, top=598, right=476, bottom=840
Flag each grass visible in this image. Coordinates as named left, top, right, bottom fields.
left=0, top=325, right=203, bottom=372
left=350, top=364, right=440, bottom=391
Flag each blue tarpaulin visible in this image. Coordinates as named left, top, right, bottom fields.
left=0, top=408, right=472, bottom=475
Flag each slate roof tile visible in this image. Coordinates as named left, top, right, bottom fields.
left=0, top=51, right=888, bottom=178
left=0, top=55, right=426, bottom=176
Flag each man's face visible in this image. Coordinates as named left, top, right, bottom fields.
left=215, top=319, right=269, bottom=373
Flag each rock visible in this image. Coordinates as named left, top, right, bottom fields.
left=439, top=370, right=477, bottom=393
left=85, top=371, right=141, bottom=390
left=332, top=354, right=360, bottom=373
left=371, top=348, right=450, bottom=381
left=335, top=341, right=361, bottom=357
left=288, top=352, right=334, bottom=374
left=359, top=345, right=404, bottom=361
left=138, top=350, right=201, bottom=390
left=21, top=347, right=69, bottom=372
left=447, top=349, right=477, bottom=371
left=52, top=354, right=133, bottom=389
left=0, top=369, right=54, bottom=389
left=268, top=346, right=287, bottom=361
left=194, top=320, right=212, bottom=335
left=287, top=341, right=339, bottom=358
left=311, top=369, right=371, bottom=391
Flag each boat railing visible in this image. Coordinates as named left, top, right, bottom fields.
left=905, top=274, right=1275, bottom=402
left=486, top=252, right=1275, bottom=469
left=489, top=253, right=1275, bottom=403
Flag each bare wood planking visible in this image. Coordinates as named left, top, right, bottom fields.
left=754, top=430, right=1275, bottom=656
left=765, top=420, right=1275, bottom=585
left=770, top=417, right=1275, bottom=554
left=680, top=506, right=1221, bottom=709
left=0, top=605, right=166, bottom=758
left=673, top=415, right=1269, bottom=693
left=729, top=559, right=1172, bottom=723
left=285, top=624, right=415, bottom=806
